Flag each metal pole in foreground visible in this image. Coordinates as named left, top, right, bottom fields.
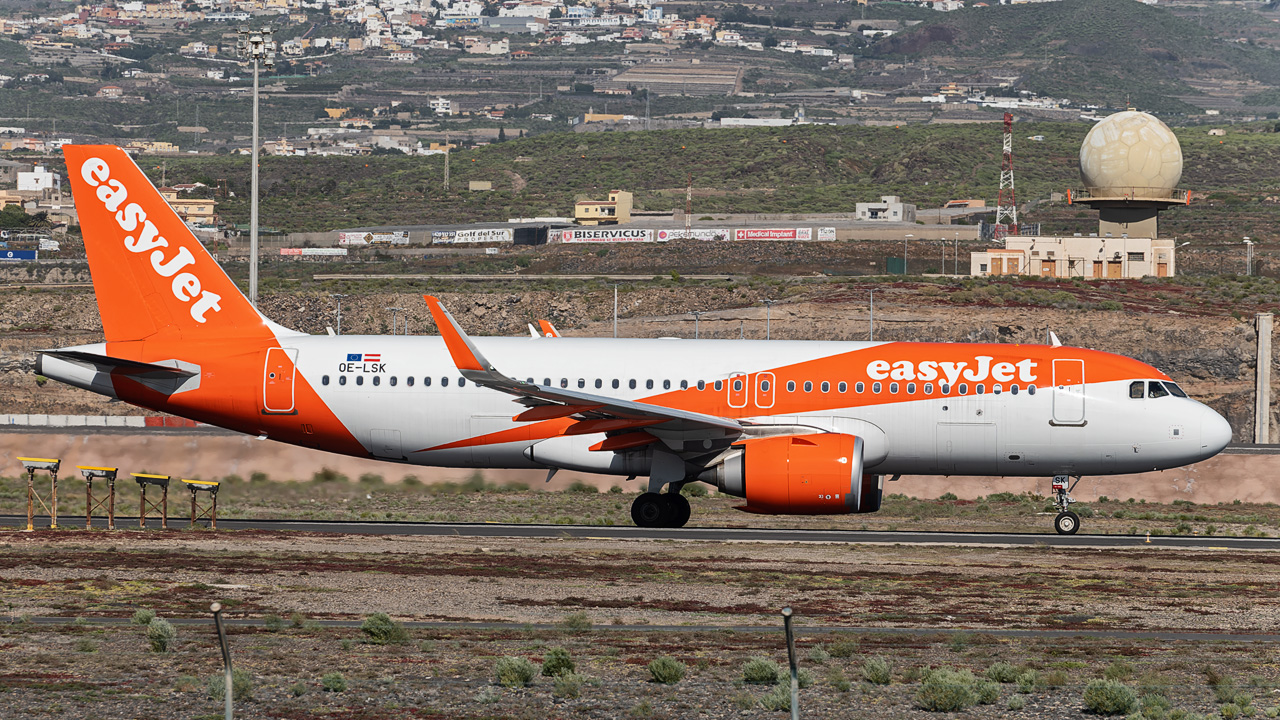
left=211, top=602, right=233, bottom=720
left=868, top=289, right=874, bottom=342
left=249, top=55, right=259, bottom=307
left=764, top=299, right=773, bottom=340
left=782, top=607, right=799, bottom=720
left=613, top=285, right=618, bottom=338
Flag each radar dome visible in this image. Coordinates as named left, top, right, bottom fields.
left=1079, top=111, right=1182, bottom=196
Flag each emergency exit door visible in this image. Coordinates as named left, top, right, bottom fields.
left=262, top=347, right=298, bottom=414
left=1051, top=358, right=1085, bottom=425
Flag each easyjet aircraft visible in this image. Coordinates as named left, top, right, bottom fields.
left=41, top=145, right=1232, bottom=534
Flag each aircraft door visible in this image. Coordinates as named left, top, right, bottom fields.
left=755, top=372, right=775, bottom=409
left=728, top=372, right=748, bottom=409
left=1052, top=359, right=1086, bottom=425
left=262, top=347, right=298, bottom=414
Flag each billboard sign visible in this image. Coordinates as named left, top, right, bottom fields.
left=281, top=248, right=348, bottom=256
left=0, top=250, right=37, bottom=261
left=817, top=226, right=837, bottom=241
left=733, top=228, right=813, bottom=241
left=561, top=228, right=656, bottom=243
left=338, top=231, right=411, bottom=245
left=433, top=228, right=513, bottom=244
left=656, top=228, right=731, bottom=242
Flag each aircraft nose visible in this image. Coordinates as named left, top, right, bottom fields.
left=1199, top=405, right=1232, bottom=457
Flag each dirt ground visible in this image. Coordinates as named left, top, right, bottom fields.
left=3, top=529, right=1280, bottom=719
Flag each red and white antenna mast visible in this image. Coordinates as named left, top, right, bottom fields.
left=995, top=112, right=1018, bottom=239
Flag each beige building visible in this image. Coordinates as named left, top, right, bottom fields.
left=970, top=235, right=1177, bottom=279
left=575, top=190, right=633, bottom=225
left=159, top=187, right=216, bottom=226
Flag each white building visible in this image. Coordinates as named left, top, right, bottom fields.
left=970, top=235, right=1177, bottom=278
left=17, top=165, right=59, bottom=194
left=430, top=97, right=458, bottom=116
left=855, top=195, right=917, bottom=222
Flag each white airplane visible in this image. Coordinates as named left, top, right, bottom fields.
left=38, top=145, right=1232, bottom=534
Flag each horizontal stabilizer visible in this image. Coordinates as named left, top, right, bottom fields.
left=40, top=350, right=197, bottom=378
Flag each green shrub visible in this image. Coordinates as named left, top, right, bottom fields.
left=828, top=636, right=860, bottom=658
left=495, top=657, right=537, bottom=687
left=806, top=645, right=830, bottom=664
left=681, top=483, right=708, bottom=497
left=759, top=682, right=793, bottom=712
left=566, top=481, right=597, bottom=494
left=75, top=639, right=97, bottom=653
left=321, top=672, right=346, bottom=692
left=541, top=647, right=575, bottom=677
left=290, top=611, right=306, bottom=628
left=743, top=657, right=780, bottom=685
left=863, top=657, right=892, bottom=685
left=360, top=613, right=409, bottom=645
left=174, top=675, right=201, bottom=692
left=1104, top=660, right=1134, bottom=680
left=131, top=608, right=155, bottom=625
left=147, top=617, right=176, bottom=653
left=560, top=612, right=593, bottom=632
left=987, top=662, right=1020, bottom=683
left=1017, top=669, right=1041, bottom=693
left=916, top=669, right=978, bottom=712
left=1222, top=703, right=1242, bottom=720
left=827, top=667, right=851, bottom=692
left=1083, top=679, right=1138, bottom=716
left=207, top=669, right=253, bottom=702
left=797, top=668, right=815, bottom=689
left=648, top=656, right=685, bottom=684
left=975, top=679, right=1000, bottom=705
left=289, top=682, right=306, bottom=697
left=1008, top=695, right=1026, bottom=710
left=553, top=672, right=584, bottom=699
left=263, top=614, right=284, bottom=632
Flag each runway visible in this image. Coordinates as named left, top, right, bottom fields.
left=2, top=515, right=1277, bottom=550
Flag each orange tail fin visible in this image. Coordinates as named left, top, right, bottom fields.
left=64, top=145, right=267, bottom=342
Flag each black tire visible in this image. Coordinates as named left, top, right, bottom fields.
left=1054, top=511, right=1080, bottom=535
left=665, top=493, right=691, bottom=528
left=631, top=492, right=670, bottom=528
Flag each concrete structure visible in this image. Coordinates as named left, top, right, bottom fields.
left=574, top=190, right=633, bottom=225
left=970, top=235, right=1176, bottom=278
left=17, top=165, right=59, bottom=194
left=1258, top=313, right=1273, bottom=445
left=0, top=159, right=33, bottom=186
left=855, top=196, right=917, bottom=223
left=429, top=97, right=457, bottom=116
left=1071, top=111, right=1187, bottom=239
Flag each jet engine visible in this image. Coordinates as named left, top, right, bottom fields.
left=700, top=433, right=881, bottom=514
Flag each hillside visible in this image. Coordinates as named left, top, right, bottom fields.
left=111, top=121, right=1280, bottom=240
left=870, top=0, right=1280, bottom=113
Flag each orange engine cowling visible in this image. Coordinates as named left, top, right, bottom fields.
left=705, top=433, right=880, bottom=515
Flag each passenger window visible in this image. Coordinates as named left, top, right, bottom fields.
left=544, top=377, right=551, bottom=386
left=696, top=380, right=705, bottom=391
left=1148, top=381, right=1170, bottom=399
left=890, top=382, right=899, bottom=394
left=821, top=381, right=830, bottom=393
left=993, top=384, right=1001, bottom=394
left=761, top=380, right=771, bottom=392
left=732, top=379, right=742, bottom=392
left=459, top=378, right=466, bottom=387
left=373, top=376, right=380, bottom=387
left=1028, top=385, right=1036, bottom=395
left=339, top=375, right=347, bottom=386
left=322, top=375, right=330, bottom=386
left=441, top=377, right=449, bottom=387
left=613, top=379, right=620, bottom=389
left=390, top=376, right=397, bottom=387
left=923, top=383, right=933, bottom=394
left=1164, top=382, right=1187, bottom=398
left=1129, top=381, right=1145, bottom=399
left=629, top=379, right=637, bottom=390
left=838, top=382, right=847, bottom=393
left=958, top=383, right=968, bottom=395
left=976, top=384, right=984, bottom=395
left=872, top=382, right=882, bottom=393
left=560, top=378, right=568, bottom=388
left=646, top=379, right=654, bottom=390
left=714, top=380, right=723, bottom=391
left=680, top=380, right=689, bottom=390
left=907, top=382, right=916, bottom=394
left=663, top=379, right=671, bottom=390
left=804, top=381, right=813, bottom=392
left=595, top=379, right=602, bottom=389
left=407, top=376, right=414, bottom=387
left=787, top=381, right=796, bottom=392
left=941, top=383, right=950, bottom=394
left=1011, top=384, right=1018, bottom=395
left=356, top=376, right=364, bottom=386
left=424, top=377, right=431, bottom=387
left=578, top=378, right=585, bottom=389
left=855, top=382, right=865, bottom=393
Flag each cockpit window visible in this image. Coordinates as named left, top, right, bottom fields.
left=1129, top=381, right=1145, bottom=399
left=1148, top=381, right=1170, bottom=399
left=1163, top=381, right=1188, bottom=398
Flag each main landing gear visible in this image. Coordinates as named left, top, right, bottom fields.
left=1052, top=474, right=1081, bottom=535
left=631, top=490, right=691, bottom=529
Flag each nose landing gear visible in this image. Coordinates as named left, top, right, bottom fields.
left=1052, top=474, right=1081, bottom=535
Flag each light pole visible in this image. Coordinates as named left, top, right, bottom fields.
left=613, top=284, right=618, bottom=338
left=903, top=234, right=913, bottom=275
left=954, top=231, right=959, bottom=275
left=386, top=307, right=402, bottom=335
left=763, top=299, right=774, bottom=340
left=868, top=289, right=874, bottom=341
left=330, top=293, right=346, bottom=335
left=689, top=310, right=703, bottom=339
left=1244, top=237, right=1254, bottom=276
left=237, top=26, right=276, bottom=308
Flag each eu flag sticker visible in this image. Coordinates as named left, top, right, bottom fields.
left=346, top=353, right=362, bottom=361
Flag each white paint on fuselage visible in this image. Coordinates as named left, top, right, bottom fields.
left=290, top=335, right=1230, bottom=479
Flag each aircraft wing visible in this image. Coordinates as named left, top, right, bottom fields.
left=423, top=295, right=742, bottom=435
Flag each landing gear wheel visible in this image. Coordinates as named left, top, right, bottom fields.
left=1054, top=511, right=1080, bottom=535
left=631, top=492, right=671, bottom=528
left=665, top=493, right=691, bottom=529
